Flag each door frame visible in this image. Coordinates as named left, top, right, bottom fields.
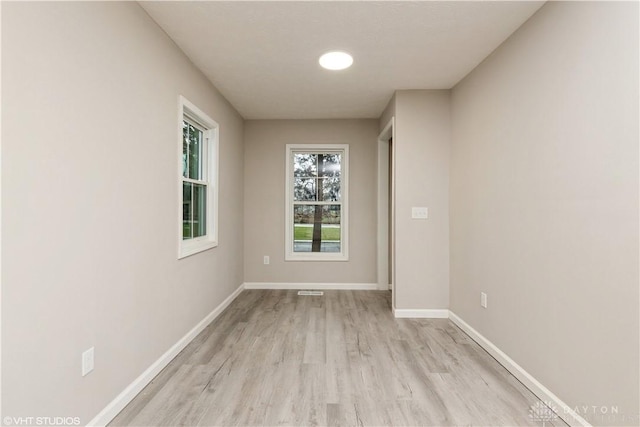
left=377, top=118, right=395, bottom=305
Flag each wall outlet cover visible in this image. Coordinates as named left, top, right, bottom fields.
left=481, top=292, right=488, bottom=308
left=82, top=347, right=94, bottom=376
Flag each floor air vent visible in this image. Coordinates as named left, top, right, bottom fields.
left=297, top=290, right=324, bottom=296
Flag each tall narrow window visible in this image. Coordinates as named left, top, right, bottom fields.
left=179, top=96, right=219, bottom=258
left=285, top=144, right=349, bottom=261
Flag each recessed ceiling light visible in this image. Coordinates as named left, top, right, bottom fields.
left=319, top=51, right=353, bottom=71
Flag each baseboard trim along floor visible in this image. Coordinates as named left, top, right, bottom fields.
left=393, top=308, right=449, bottom=318
left=243, top=282, right=378, bottom=290
left=86, top=283, right=245, bottom=427
left=448, top=311, right=591, bottom=427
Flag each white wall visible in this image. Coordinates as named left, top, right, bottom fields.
left=2, top=2, right=244, bottom=423
left=243, top=119, right=378, bottom=285
left=450, top=2, right=639, bottom=425
left=393, top=90, right=451, bottom=310
left=379, top=94, right=396, bottom=132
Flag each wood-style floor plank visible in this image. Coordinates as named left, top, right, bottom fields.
left=109, top=290, right=567, bottom=427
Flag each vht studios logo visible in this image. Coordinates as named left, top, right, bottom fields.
left=3, top=416, right=81, bottom=426
left=529, top=400, right=559, bottom=426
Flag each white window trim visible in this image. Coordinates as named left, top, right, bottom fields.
left=285, top=144, right=349, bottom=262
left=178, top=96, right=219, bottom=259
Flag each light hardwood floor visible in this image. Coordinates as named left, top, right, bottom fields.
left=110, top=290, right=565, bottom=426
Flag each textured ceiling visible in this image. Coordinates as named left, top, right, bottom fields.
left=140, top=1, right=545, bottom=119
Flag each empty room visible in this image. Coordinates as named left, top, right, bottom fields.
left=2, top=1, right=638, bottom=426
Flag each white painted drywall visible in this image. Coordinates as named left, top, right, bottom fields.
left=450, top=2, right=639, bottom=424
left=243, top=119, right=378, bottom=284
left=2, top=2, right=244, bottom=422
left=393, top=90, right=451, bottom=310
left=379, top=94, right=396, bottom=132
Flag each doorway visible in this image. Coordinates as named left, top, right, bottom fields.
left=377, top=118, right=395, bottom=309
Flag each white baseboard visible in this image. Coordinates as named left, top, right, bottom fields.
left=86, top=283, right=244, bottom=427
left=393, top=308, right=449, bottom=318
left=243, top=282, right=378, bottom=290
left=376, top=282, right=392, bottom=291
left=448, top=311, right=591, bottom=427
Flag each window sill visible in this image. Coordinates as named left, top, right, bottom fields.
left=285, top=253, right=349, bottom=262
left=179, top=239, right=218, bottom=259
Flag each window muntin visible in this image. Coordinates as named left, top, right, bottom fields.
left=286, top=145, right=349, bottom=261
left=178, top=96, right=218, bottom=258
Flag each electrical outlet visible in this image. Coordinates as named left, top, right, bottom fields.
left=480, top=292, right=488, bottom=309
left=263, top=255, right=270, bottom=265
left=82, top=347, right=94, bottom=376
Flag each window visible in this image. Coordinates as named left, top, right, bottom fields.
left=178, top=96, right=219, bottom=258
left=285, top=144, right=349, bottom=261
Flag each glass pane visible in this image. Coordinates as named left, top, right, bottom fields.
left=293, top=204, right=341, bottom=253
left=321, top=153, right=341, bottom=201
left=182, top=121, right=189, bottom=178
left=182, top=182, right=192, bottom=240
left=183, top=120, right=204, bottom=180
left=193, top=184, right=207, bottom=238
left=294, top=177, right=316, bottom=201
left=293, top=153, right=317, bottom=177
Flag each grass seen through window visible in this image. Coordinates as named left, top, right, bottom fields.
left=294, top=225, right=341, bottom=241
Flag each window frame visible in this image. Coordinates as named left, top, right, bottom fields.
left=285, top=144, right=349, bottom=262
left=178, top=96, right=219, bottom=259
